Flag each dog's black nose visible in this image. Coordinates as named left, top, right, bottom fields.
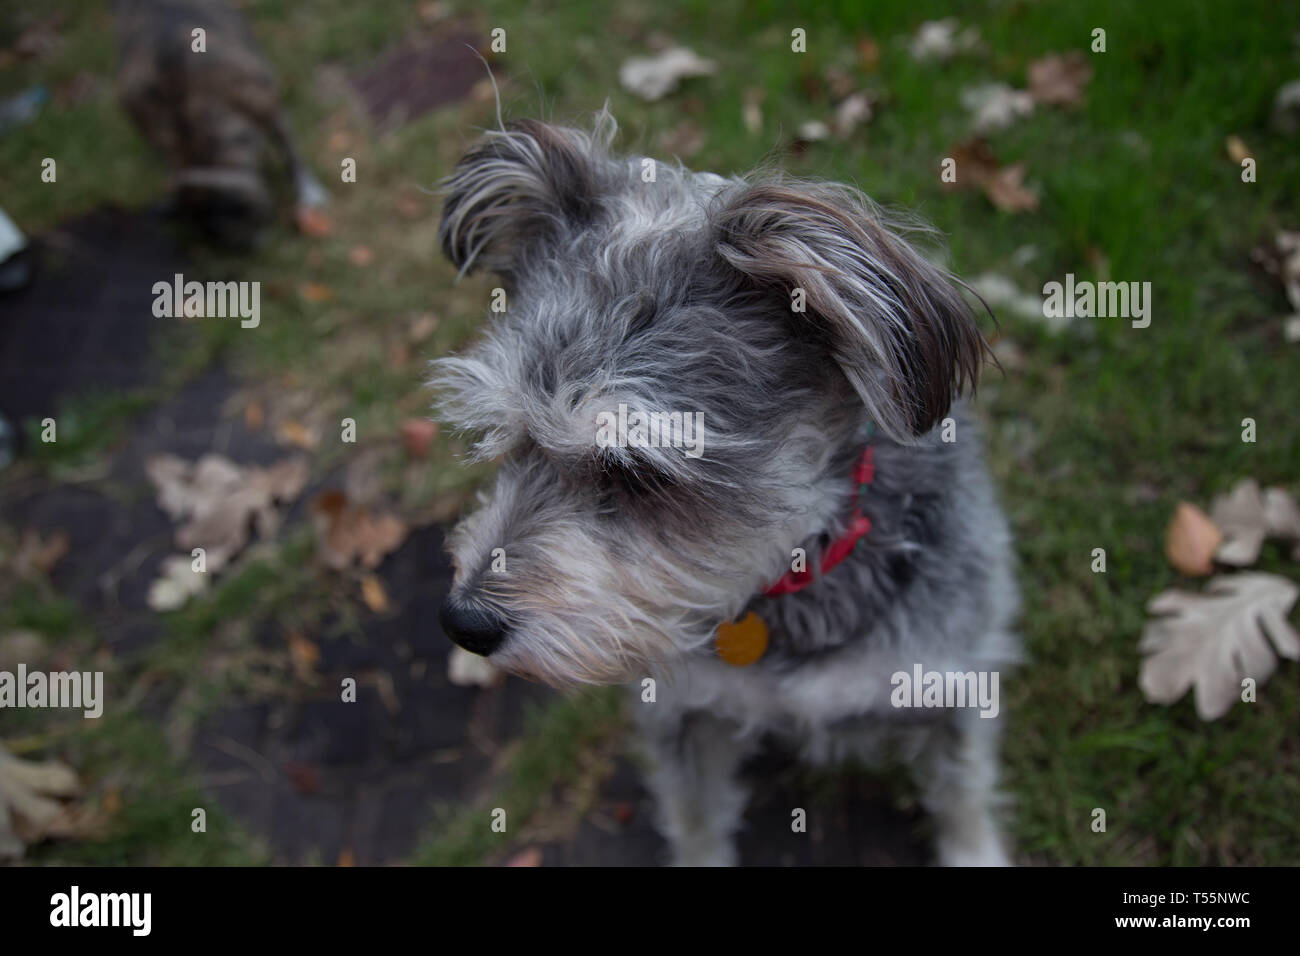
left=440, top=598, right=507, bottom=657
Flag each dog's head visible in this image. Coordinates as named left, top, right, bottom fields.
left=432, top=113, right=988, bottom=685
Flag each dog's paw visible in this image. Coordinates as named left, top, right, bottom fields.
left=936, top=837, right=1012, bottom=867
left=671, top=840, right=738, bottom=867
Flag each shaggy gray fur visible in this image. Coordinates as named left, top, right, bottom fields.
left=433, top=111, right=1020, bottom=865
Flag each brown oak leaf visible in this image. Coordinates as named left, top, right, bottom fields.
left=311, top=491, right=408, bottom=570
left=1027, top=51, right=1093, bottom=107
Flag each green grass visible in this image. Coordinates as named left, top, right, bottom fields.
left=2, top=0, right=1298, bottom=865
left=0, top=557, right=273, bottom=864
left=412, top=687, right=623, bottom=866
left=21, top=710, right=271, bottom=866
left=3, top=581, right=84, bottom=639
left=22, top=389, right=158, bottom=470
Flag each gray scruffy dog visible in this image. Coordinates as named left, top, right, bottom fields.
left=433, top=111, right=1020, bottom=866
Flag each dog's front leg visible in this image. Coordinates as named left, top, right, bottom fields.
left=637, top=710, right=755, bottom=867
left=915, top=711, right=1012, bottom=867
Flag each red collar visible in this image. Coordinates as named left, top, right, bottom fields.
left=763, top=443, right=876, bottom=597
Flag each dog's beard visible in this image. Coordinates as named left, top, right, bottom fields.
left=467, top=568, right=727, bottom=687
left=446, top=515, right=761, bottom=686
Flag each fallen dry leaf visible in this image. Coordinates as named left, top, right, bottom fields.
left=1271, top=78, right=1300, bottom=134
left=299, top=282, right=335, bottom=304
left=961, top=83, right=1035, bottom=133
left=946, top=137, right=1039, bottom=213
left=618, top=47, right=716, bottom=101
left=1139, top=573, right=1300, bottom=720
left=1263, top=487, right=1300, bottom=560
left=362, top=669, right=401, bottom=715
left=416, top=0, right=451, bottom=21
left=834, top=91, right=874, bottom=137
left=11, top=528, right=69, bottom=579
left=856, top=35, right=880, bottom=72
left=968, top=273, right=1057, bottom=326
left=1027, top=51, right=1093, bottom=107
left=1275, top=231, right=1300, bottom=313
left=1211, top=479, right=1268, bottom=566
left=0, top=745, right=83, bottom=861
left=1250, top=231, right=1300, bottom=339
left=504, top=847, right=543, bottom=867
left=1165, top=501, right=1223, bottom=576
left=408, top=313, right=439, bottom=343
left=276, top=419, right=319, bottom=450
left=982, top=163, right=1039, bottom=213
left=395, top=189, right=427, bottom=220
left=400, top=419, right=438, bottom=459
left=326, top=128, right=353, bottom=152
left=389, top=342, right=412, bottom=368
left=294, top=206, right=334, bottom=238
left=102, top=785, right=122, bottom=818
left=311, top=490, right=408, bottom=570
left=340, top=446, right=389, bottom=508
left=909, top=18, right=979, bottom=62
left=946, top=137, right=998, bottom=183
left=796, top=120, right=831, bottom=143
left=284, top=761, right=320, bottom=795
left=295, top=202, right=335, bottom=236
left=287, top=631, right=320, bottom=682
left=145, top=453, right=310, bottom=573
left=1209, top=479, right=1300, bottom=566
left=359, top=573, right=390, bottom=613
left=244, top=399, right=265, bottom=431
left=1225, top=135, right=1252, bottom=164
left=146, top=554, right=209, bottom=611
left=742, top=87, right=764, bottom=135
left=447, top=646, right=501, bottom=688
left=823, top=66, right=855, bottom=100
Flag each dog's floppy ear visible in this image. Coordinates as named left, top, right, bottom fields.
left=714, top=182, right=989, bottom=441
left=439, top=117, right=612, bottom=277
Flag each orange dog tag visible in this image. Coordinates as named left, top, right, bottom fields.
left=715, top=611, right=769, bottom=667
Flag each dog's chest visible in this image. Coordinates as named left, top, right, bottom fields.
left=662, top=645, right=905, bottom=731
